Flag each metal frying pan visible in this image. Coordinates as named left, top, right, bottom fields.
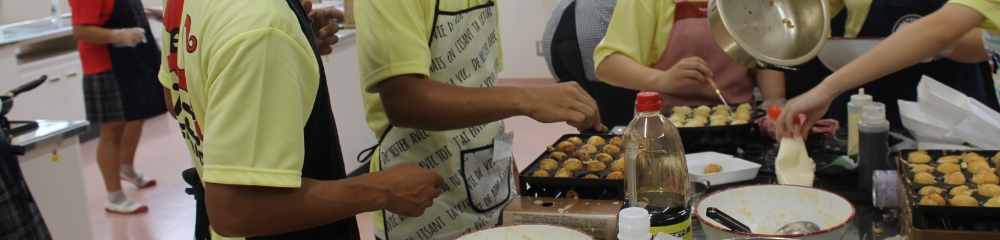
left=708, top=0, right=830, bottom=72
left=1, top=75, right=48, bottom=117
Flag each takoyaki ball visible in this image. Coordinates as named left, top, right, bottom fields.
left=557, top=141, right=576, bottom=153
left=583, top=174, right=600, bottom=179
left=730, top=119, right=749, bottom=125
left=703, top=164, right=723, bottom=174
left=691, top=116, right=709, bottom=124
left=581, top=144, right=599, bottom=154
left=670, top=120, right=685, bottom=127
left=919, top=194, right=946, bottom=206
left=937, top=163, right=962, bottom=174
left=609, top=136, right=623, bottom=147
left=684, top=121, right=705, bottom=128
left=945, top=172, right=967, bottom=185
left=586, top=161, right=607, bottom=172
left=611, top=159, right=626, bottom=172
left=548, top=152, right=568, bottom=162
left=669, top=114, right=687, bottom=124
left=672, top=106, right=693, bottom=117
left=712, top=110, right=731, bottom=117
left=710, top=120, right=727, bottom=126
left=606, top=171, right=626, bottom=180
left=572, top=150, right=591, bottom=162
left=986, top=197, right=1000, bottom=207
left=913, top=172, right=937, bottom=184
left=554, top=168, right=574, bottom=178
left=972, top=172, right=1000, bottom=185
left=937, top=155, right=960, bottom=164
left=563, top=159, right=584, bottom=171
left=713, top=104, right=732, bottom=113
left=602, top=144, right=622, bottom=154
left=950, top=186, right=975, bottom=196
left=918, top=186, right=945, bottom=195
left=734, top=112, right=752, bottom=121
left=907, top=151, right=932, bottom=164
left=968, top=161, right=993, bottom=174
left=950, top=195, right=979, bottom=207
left=978, top=184, right=1000, bottom=198
left=993, top=152, right=1000, bottom=164
left=694, top=106, right=712, bottom=117
left=910, top=164, right=935, bottom=173
left=709, top=114, right=730, bottom=122
left=962, top=152, right=988, bottom=163
left=532, top=170, right=551, bottom=177
left=566, top=137, right=584, bottom=145
left=538, top=159, right=559, bottom=171
left=595, top=153, right=615, bottom=163
left=587, top=136, right=606, bottom=146
left=737, top=103, right=753, bottom=112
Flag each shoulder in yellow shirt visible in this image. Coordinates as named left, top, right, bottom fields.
left=593, top=0, right=677, bottom=81
left=949, top=0, right=1000, bottom=32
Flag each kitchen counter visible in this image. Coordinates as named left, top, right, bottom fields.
left=0, top=14, right=72, bottom=47
left=10, top=119, right=88, bottom=152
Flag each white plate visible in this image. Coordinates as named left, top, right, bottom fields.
left=898, top=100, right=953, bottom=138
left=455, top=224, right=594, bottom=240
left=687, top=155, right=761, bottom=185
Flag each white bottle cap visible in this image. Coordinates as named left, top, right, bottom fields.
left=850, top=88, right=873, bottom=106
left=618, top=207, right=652, bottom=240
left=862, top=102, right=887, bottom=125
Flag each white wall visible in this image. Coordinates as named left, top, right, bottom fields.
left=497, top=0, right=559, bottom=79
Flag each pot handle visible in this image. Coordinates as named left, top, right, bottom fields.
left=706, top=207, right=753, bottom=233
left=757, top=60, right=798, bottom=73
left=8, top=75, right=47, bottom=97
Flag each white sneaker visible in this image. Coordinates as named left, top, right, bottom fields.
left=121, top=173, right=157, bottom=188
left=105, top=199, right=148, bottom=214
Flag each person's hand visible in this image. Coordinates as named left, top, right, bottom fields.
left=302, top=1, right=345, bottom=55
left=521, top=82, right=602, bottom=132
left=145, top=7, right=164, bottom=22
left=378, top=163, right=444, bottom=217
left=775, top=87, right=835, bottom=139
left=110, top=27, right=146, bottom=47
left=656, top=57, right=713, bottom=93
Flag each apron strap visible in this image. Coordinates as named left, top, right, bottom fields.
left=182, top=167, right=211, bottom=240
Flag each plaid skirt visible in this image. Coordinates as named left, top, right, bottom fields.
left=82, top=70, right=166, bottom=123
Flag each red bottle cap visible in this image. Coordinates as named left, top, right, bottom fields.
left=635, top=92, right=661, bottom=112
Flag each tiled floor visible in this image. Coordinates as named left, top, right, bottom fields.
left=81, top=78, right=576, bottom=239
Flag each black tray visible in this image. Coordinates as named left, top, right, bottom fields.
left=671, top=104, right=766, bottom=155
left=892, top=149, right=1000, bottom=232
left=519, top=134, right=626, bottom=200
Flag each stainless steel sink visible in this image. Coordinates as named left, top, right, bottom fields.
left=0, top=14, right=72, bottom=45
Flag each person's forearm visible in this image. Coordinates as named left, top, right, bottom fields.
left=595, top=53, right=663, bottom=91
left=378, top=75, right=527, bottom=131
left=72, top=25, right=115, bottom=44
left=205, top=175, right=387, bottom=237
left=945, top=29, right=988, bottom=63
left=817, top=4, right=984, bottom=97
left=756, top=70, right=785, bottom=100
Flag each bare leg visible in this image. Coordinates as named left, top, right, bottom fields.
left=98, top=121, right=127, bottom=192
left=119, top=120, right=145, bottom=166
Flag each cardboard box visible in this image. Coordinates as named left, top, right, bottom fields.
left=503, top=197, right=622, bottom=240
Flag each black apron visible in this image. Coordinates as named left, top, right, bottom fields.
left=184, top=0, right=360, bottom=239
left=0, top=128, right=52, bottom=240
left=101, top=0, right=166, bottom=121
left=789, top=0, right=989, bottom=128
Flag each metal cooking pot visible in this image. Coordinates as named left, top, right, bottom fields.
left=708, top=0, right=830, bottom=72
left=1, top=75, right=48, bottom=117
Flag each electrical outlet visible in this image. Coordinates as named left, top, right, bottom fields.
left=536, top=40, right=544, bottom=56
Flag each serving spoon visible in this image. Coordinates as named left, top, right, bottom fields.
left=775, top=221, right=821, bottom=234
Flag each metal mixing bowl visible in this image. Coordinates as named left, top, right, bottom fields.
left=708, top=0, right=830, bottom=70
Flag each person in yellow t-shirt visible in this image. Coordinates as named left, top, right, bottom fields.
left=158, top=0, right=443, bottom=239
left=594, top=0, right=787, bottom=115
left=356, top=0, right=602, bottom=239
left=776, top=0, right=997, bottom=138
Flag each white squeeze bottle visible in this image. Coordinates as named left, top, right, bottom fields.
left=619, top=207, right=652, bottom=240
left=847, top=88, right=872, bottom=157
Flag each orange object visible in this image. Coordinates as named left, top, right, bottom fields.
left=767, top=105, right=805, bottom=125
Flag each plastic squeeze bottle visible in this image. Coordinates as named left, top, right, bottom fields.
left=847, top=88, right=873, bottom=157
left=618, top=207, right=653, bottom=240
left=858, top=102, right=890, bottom=192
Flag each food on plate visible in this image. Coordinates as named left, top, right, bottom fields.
left=563, top=159, right=584, bottom=171
left=548, top=152, right=568, bottom=161
left=611, top=159, right=626, bottom=172
left=993, top=152, right=1000, bottom=164
left=737, top=103, right=753, bottom=112
left=918, top=186, right=944, bottom=195
left=609, top=136, right=623, bottom=147
left=587, top=136, right=606, bottom=146
left=907, top=151, right=932, bottom=164
left=603, top=144, right=622, bottom=154
left=673, top=106, right=693, bottom=117
left=607, top=171, right=625, bottom=180
left=979, top=184, right=1000, bottom=197
left=586, top=161, right=607, bottom=172
left=554, top=168, right=574, bottom=178
left=913, top=172, right=937, bottom=184
left=703, top=164, right=723, bottom=174
left=937, top=163, right=962, bottom=174
left=731, top=119, right=749, bottom=125
left=919, top=194, right=946, bottom=206
left=583, top=174, right=600, bottom=179
left=683, top=121, right=705, bottom=127
left=694, top=105, right=712, bottom=116
left=950, top=195, right=979, bottom=207
left=910, top=164, right=935, bottom=173
left=571, top=150, right=591, bottom=162
left=968, top=161, right=992, bottom=174
left=538, top=159, right=559, bottom=171
left=972, top=172, right=1000, bottom=185
left=945, top=172, right=967, bottom=185
left=710, top=120, right=727, bottom=126
left=949, top=186, right=975, bottom=196
left=734, top=112, right=752, bottom=121
left=581, top=144, right=599, bottom=154
left=962, top=152, right=987, bottom=163
left=532, top=170, right=551, bottom=177
left=595, top=153, right=614, bottom=163
left=557, top=141, right=576, bottom=153
left=986, top=197, right=1000, bottom=207
left=937, top=155, right=960, bottom=164
left=567, top=137, right=584, bottom=145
